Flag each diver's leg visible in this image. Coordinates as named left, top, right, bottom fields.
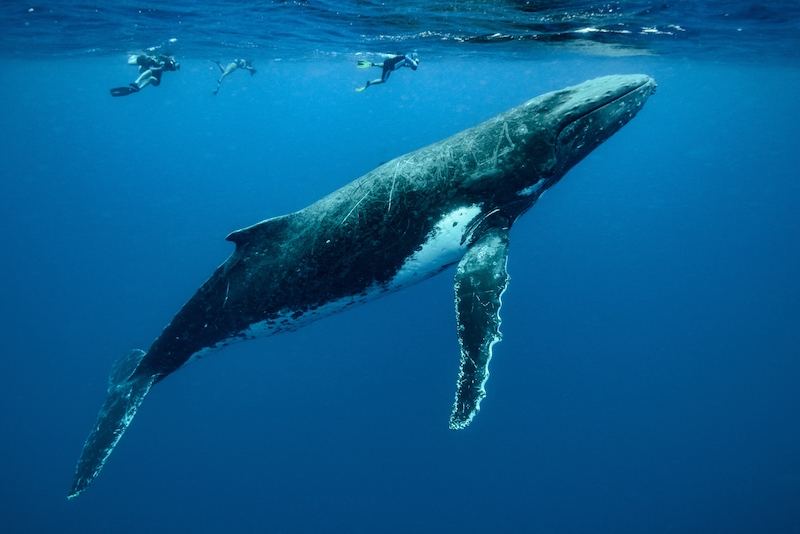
left=134, top=70, right=155, bottom=89
left=356, top=78, right=386, bottom=92
left=133, top=70, right=149, bottom=88
left=214, top=67, right=236, bottom=95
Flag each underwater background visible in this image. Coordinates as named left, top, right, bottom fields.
left=1, top=1, right=799, bottom=533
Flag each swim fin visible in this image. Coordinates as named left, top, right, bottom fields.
left=110, top=84, right=140, bottom=97
left=357, top=60, right=373, bottom=68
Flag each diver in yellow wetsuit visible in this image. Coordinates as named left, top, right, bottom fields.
left=355, top=53, right=419, bottom=92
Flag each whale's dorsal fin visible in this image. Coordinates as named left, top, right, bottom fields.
left=449, top=226, right=510, bottom=430
left=226, top=215, right=291, bottom=248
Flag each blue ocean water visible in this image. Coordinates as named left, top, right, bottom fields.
left=1, top=2, right=799, bottom=533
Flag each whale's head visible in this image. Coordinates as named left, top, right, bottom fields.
left=506, top=74, right=656, bottom=205
left=551, top=74, right=656, bottom=174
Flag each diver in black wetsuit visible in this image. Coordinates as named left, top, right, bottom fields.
left=110, top=54, right=180, bottom=97
left=355, top=53, right=419, bottom=92
left=213, top=59, right=256, bottom=95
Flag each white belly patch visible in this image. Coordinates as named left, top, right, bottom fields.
left=390, top=204, right=482, bottom=289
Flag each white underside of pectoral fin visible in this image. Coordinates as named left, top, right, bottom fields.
left=449, top=226, right=510, bottom=430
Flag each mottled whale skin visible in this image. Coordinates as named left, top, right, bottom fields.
left=69, top=74, right=656, bottom=498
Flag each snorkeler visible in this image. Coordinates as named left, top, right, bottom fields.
left=213, top=59, right=256, bottom=95
left=110, top=54, right=180, bottom=97
left=355, top=53, right=419, bottom=92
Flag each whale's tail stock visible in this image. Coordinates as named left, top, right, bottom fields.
left=68, top=349, right=154, bottom=499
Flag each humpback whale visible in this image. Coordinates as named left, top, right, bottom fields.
left=69, top=74, right=656, bottom=498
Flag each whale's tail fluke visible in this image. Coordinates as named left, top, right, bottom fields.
left=68, top=350, right=154, bottom=499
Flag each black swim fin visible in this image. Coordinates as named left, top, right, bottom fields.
left=110, top=84, right=139, bottom=97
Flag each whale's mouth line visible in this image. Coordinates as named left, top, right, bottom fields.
left=555, top=79, right=649, bottom=145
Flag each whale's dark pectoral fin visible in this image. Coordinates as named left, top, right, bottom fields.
left=449, top=227, right=510, bottom=430
left=68, top=350, right=154, bottom=499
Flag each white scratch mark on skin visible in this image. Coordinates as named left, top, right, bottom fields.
left=223, top=282, right=230, bottom=307
left=388, top=177, right=396, bottom=214
left=388, top=159, right=406, bottom=215
left=492, top=121, right=515, bottom=167
left=503, top=120, right=516, bottom=149
left=342, top=184, right=376, bottom=225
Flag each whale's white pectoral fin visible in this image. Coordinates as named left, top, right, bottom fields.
left=449, top=226, right=510, bottom=430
